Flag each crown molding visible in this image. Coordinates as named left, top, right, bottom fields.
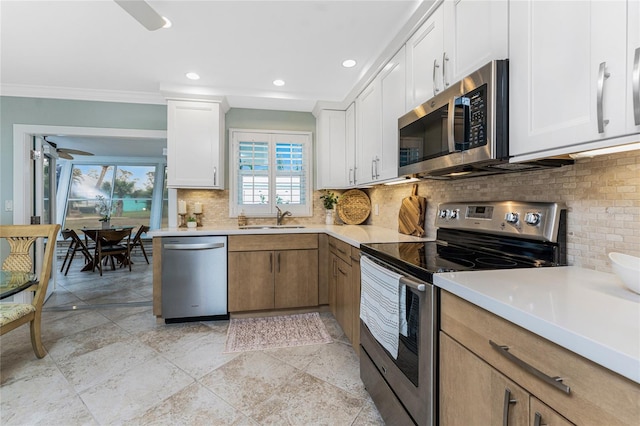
left=0, top=84, right=166, bottom=105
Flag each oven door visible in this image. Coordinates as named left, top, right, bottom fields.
left=359, top=254, right=438, bottom=426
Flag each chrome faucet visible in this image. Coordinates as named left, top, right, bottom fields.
left=276, top=206, right=292, bottom=225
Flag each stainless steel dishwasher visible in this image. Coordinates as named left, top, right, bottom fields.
left=161, top=235, right=228, bottom=323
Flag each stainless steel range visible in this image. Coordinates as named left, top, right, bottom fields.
left=359, top=201, right=567, bottom=426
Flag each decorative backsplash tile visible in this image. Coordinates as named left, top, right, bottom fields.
left=366, top=150, right=640, bottom=273
left=179, top=149, right=639, bottom=273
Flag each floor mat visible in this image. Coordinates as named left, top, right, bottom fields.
left=224, top=312, right=333, bottom=353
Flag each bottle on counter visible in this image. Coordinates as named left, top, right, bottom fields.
left=237, top=210, right=247, bottom=227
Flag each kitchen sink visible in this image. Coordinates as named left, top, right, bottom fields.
left=239, top=225, right=306, bottom=229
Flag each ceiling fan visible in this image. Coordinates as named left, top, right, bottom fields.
left=43, top=137, right=94, bottom=160
left=114, top=0, right=168, bottom=31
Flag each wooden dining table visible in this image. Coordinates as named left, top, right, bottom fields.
left=80, top=226, right=134, bottom=272
left=0, top=270, right=38, bottom=300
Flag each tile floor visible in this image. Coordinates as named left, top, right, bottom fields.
left=0, top=252, right=384, bottom=425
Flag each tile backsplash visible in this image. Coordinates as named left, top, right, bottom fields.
left=179, top=150, right=639, bottom=273
left=366, top=150, right=639, bottom=273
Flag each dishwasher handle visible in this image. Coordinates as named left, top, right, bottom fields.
left=163, top=242, right=225, bottom=250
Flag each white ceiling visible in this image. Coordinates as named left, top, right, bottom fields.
left=1, top=0, right=428, bottom=112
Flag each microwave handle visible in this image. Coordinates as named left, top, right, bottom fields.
left=447, top=98, right=458, bottom=152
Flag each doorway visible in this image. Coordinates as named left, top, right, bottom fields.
left=12, top=124, right=167, bottom=301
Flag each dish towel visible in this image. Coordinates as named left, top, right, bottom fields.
left=360, top=256, right=402, bottom=359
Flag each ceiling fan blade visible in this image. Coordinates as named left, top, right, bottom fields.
left=114, top=0, right=165, bottom=31
left=57, top=151, right=74, bottom=160
left=58, top=148, right=94, bottom=156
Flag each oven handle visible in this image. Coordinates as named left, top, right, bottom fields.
left=361, top=253, right=428, bottom=292
left=400, top=276, right=426, bottom=292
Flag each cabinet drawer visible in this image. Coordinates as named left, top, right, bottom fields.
left=328, top=236, right=352, bottom=264
left=229, top=234, right=318, bottom=251
left=440, top=291, right=640, bottom=425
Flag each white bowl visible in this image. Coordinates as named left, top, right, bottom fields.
left=609, top=252, right=640, bottom=294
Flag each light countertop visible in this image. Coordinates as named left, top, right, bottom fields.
left=434, top=266, right=640, bottom=384
left=148, top=224, right=428, bottom=247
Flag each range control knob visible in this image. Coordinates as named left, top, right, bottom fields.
left=450, top=209, right=459, bottom=219
left=505, top=212, right=519, bottom=224
left=525, top=212, right=541, bottom=226
left=439, top=209, right=449, bottom=219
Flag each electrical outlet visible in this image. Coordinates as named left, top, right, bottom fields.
left=374, top=204, right=379, bottom=216
left=4, top=200, right=13, bottom=212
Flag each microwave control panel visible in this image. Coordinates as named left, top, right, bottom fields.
left=455, top=84, right=487, bottom=151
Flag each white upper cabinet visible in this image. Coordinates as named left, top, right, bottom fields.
left=356, top=79, right=382, bottom=185
left=356, top=47, right=405, bottom=185
left=345, top=102, right=356, bottom=186
left=167, top=99, right=225, bottom=189
left=406, top=1, right=508, bottom=110
left=315, top=109, right=347, bottom=189
left=379, top=46, right=406, bottom=182
left=442, top=0, right=508, bottom=86
left=406, top=6, right=445, bottom=110
left=510, top=0, right=636, bottom=160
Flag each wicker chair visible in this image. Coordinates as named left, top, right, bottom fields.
left=0, top=224, right=61, bottom=358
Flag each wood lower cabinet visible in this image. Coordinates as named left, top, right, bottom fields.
left=275, top=249, right=318, bottom=309
left=440, top=290, right=639, bottom=425
left=228, top=234, right=318, bottom=312
left=228, top=251, right=274, bottom=312
left=328, top=236, right=361, bottom=353
left=441, top=332, right=538, bottom=426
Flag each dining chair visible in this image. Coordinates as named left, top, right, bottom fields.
left=93, top=228, right=132, bottom=276
left=59, top=229, right=94, bottom=276
left=130, top=225, right=150, bottom=264
left=0, top=224, right=61, bottom=358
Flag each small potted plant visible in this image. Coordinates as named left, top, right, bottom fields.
left=320, top=191, right=339, bottom=225
left=96, top=195, right=112, bottom=229
left=186, top=216, right=197, bottom=229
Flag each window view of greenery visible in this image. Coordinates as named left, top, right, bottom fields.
left=64, top=164, right=157, bottom=232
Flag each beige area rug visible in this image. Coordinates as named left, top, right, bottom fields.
left=224, top=312, right=333, bottom=353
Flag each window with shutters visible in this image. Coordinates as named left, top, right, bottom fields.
left=229, top=129, right=312, bottom=217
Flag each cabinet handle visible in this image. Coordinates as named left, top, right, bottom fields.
left=433, top=58, right=440, bottom=97
left=353, top=166, right=357, bottom=185
left=269, top=252, right=273, bottom=273
left=332, top=258, right=337, bottom=277
left=375, top=156, right=380, bottom=178
left=490, top=340, right=571, bottom=394
left=349, top=168, right=354, bottom=185
left=502, top=388, right=517, bottom=426
left=277, top=252, right=281, bottom=273
left=338, top=267, right=347, bottom=276
left=442, top=52, right=450, bottom=87
left=213, top=167, right=217, bottom=186
left=533, top=412, right=546, bottom=426
left=597, top=61, right=611, bottom=133
left=371, top=159, right=375, bottom=180
left=337, top=247, right=347, bottom=255
left=633, top=47, right=640, bottom=126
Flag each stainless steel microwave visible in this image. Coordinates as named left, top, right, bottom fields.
left=398, top=60, right=509, bottom=178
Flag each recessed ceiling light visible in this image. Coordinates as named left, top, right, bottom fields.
left=342, top=59, right=357, bottom=68
left=185, top=72, right=200, bottom=80
left=162, top=17, right=172, bottom=28
left=273, top=79, right=285, bottom=87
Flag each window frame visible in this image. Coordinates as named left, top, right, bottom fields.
left=229, top=128, right=313, bottom=218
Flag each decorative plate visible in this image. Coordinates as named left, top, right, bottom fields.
left=336, top=189, right=371, bottom=225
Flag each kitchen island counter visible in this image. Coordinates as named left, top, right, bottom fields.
left=435, top=266, right=640, bottom=384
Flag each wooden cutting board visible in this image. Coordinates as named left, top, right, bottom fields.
left=398, top=184, right=426, bottom=237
